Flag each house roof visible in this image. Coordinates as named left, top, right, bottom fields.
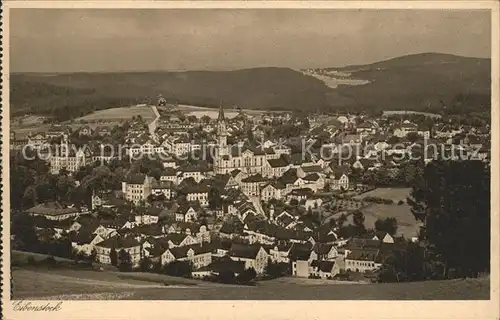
left=166, top=233, right=191, bottom=245
left=162, top=167, right=178, bottom=176
left=310, top=260, right=336, bottom=272
left=262, top=181, right=286, bottom=190
left=267, top=157, right=289, bottom=168
left=241, top=174, right=267, bottom=183
left=151, top=179, right=173, bottom=189
left=289, top=242, right=313, bottom=260
left=126, top=173, right=147, bottom=185
left=95, top=236, right=141, bottom=249
left=346, top=248, right=380, bottom=262
left=26, top=202, right=79, bottom=216
left=197, top=255, right=246, bottom=274
left=219, top=220, right=244, bottom=235
left=303, top=173, right=321, bottom=182
left=289, top=188, right=314, bottom=196
left=228, top=244, right=264, bottom=259
left=230, top=169, right=242, bottom=177
left=300, top=165, right=322, bottom=173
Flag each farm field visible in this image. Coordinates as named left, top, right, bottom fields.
left=353, top=187, right=412, bottom=203
left=11, top=267, right=489, bottom=300
left=73, top=104, right=156, bottom=123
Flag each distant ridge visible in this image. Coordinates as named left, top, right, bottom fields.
left=10, top=53, right=490, bottom=121
left=327, top=52, right=490, bottom=72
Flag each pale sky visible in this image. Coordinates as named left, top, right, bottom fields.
left=10, top=9, right=491, bottom=72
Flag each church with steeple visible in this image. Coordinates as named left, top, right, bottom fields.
left=213, top=104, right=271, bottom=175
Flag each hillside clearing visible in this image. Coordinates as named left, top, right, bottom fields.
left=74, top=105, right=156, bottom=123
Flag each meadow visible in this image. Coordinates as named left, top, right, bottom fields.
left=11, top=267, right=489, bottom=300
left=355, top=203, right=420, bottom=238
left=353, top=187, right=412, bottom=203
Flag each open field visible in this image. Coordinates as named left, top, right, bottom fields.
left=11, top=250, right=76, bottom=265
left=11, top=267, right=489, bottom=300
left=353, top=203, right=420, bottom=238
left=74, top=104, right=156, bottom=123
left=302, top=70, right=370, bottom=89
left=176, top=104, right=279, bottom=119
left=353, top=187, right=411, bottom=203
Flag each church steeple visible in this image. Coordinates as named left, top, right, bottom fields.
left=216, top=102, right=228, bottom=156
left=217, top=101, right=226, bottom=122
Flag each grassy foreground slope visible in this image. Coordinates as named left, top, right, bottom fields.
left=12, top=268, right=489, bottom=300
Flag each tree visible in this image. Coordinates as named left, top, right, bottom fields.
left=11, top=213, right=39, bottom=251
left=264, top=260, right=290, bottom=278
left=139, top=257, right=153, bottom=272
left=110, top=248, right=118, bottom=267
left=208, top=187, right=222, bottom=210
left=352, top=210, right=366, bottom=236
left=407, top=160, right=490, bottom=279
left=217, top=269, right=236, bottom=284
left=118, top=249, right=132, bottom=272
left=201, top=115, right=211, bottom=124
left=337, top=213, right=347, bottom=228
left=374, top=217, right=398, bottom=236
left=90, top=248, right=97, bottom=263
left=163, top=261, right=193, bottom=278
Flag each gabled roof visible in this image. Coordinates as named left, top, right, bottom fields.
left=26, top=202, right=79, bottom=216
left=262, top=180, right=286, bottom=190
left=289, top=188, right=314, bottom=196
left=289, top=242, right=313, bottom=260
left=241, top=174, right=267, bottom=183
left=310, top=260, right=336, bottom=272
left=267, top=157, right=290, bottom=168
left=300, top=165, right=323, bottom=173
left=228, top=244, right=264, bottom=259
left=166, top=233, right=191, bottom=245
left=346, top=248, right=380, bottom=262
left=197, top=255, right=245, bottom=274
left=161, top=167, right=178, bottom=176
left=303, top=173, right=321, bottom=182
left=95, top=235, right=141, bottom=249
left=126, top=173, right=147, bottom=185
left=230, top=169, right=242, bottom=177
left=278, top=168, right=299, bottom=185
left=151, top=179, right=173, bottom=189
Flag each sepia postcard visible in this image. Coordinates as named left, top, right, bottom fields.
left=1, top=1, right=499, bottom=320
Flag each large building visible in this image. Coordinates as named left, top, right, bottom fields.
left=121, top=173, right=153, bottom=205
left=213, top=105, right=270, bottom=175
left=49, top=143, right=93, bottom=175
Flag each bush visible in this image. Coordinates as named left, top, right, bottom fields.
left=398, top=200, right=405, bottom=205
left=364, top=196, right=394, bottom=205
